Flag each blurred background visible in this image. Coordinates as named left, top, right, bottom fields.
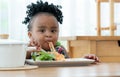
left=0, top=0, right=120, bottom=41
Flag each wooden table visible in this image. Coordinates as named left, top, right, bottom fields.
left=0, top=63, right=120, bottom=77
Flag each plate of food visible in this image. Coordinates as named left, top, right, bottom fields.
left=25, top=58, right=95, bottom=67
left=25, top=42, right=95, bottom=67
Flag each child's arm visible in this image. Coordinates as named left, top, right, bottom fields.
left=26, top=47, right=38, bottom=59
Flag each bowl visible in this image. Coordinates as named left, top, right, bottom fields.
left=0, top=39, right=28, bottom=67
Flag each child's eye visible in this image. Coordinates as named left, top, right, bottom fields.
left=51, top=30, right=57, bottom=33
left=39, top=29, right=45, bottom=33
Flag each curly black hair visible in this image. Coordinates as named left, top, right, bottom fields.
left=22, top=0, right=63, bottom=31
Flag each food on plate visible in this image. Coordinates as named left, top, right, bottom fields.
left=31, top=42, right=65, bottom=61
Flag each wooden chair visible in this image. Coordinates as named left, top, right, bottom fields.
left=96, top=0, right=120, bottom=36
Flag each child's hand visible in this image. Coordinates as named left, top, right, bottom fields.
left=28, top=39, right=41, bottom=51
left=26, top=39, right=41, bottom=59
left=83, top=54, right=100, bottom=63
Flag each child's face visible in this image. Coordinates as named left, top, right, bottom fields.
left=28, top=13, right=59, bottom=51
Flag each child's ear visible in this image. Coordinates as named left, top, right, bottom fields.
left=28, top=31, right=32, bottom=38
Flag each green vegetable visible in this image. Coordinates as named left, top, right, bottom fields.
left=31, top=50, right=55, bottom=61
left=56, top=41, right=61, bottom=46
left=31, top=52, right=37, bottom=61
left=36, top=51, right=55, bottom=61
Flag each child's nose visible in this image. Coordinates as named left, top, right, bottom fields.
left=45, top=31, right=52, bottom=38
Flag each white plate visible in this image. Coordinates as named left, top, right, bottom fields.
left=25, top=58, right=95, bottom=67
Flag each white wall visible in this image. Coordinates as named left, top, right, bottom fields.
left=0, top=0, right=120, bottom=41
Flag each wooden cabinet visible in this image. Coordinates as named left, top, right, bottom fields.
left=60, top=36, right=120, bottom=62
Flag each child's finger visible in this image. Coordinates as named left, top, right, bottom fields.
left=36, top=45, right=41, bottom=51
left=29, top=39, right=36, bottom=46
left=95, top=57, right=100, bottom=62
left=32, top=40, right=41, bottom=51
